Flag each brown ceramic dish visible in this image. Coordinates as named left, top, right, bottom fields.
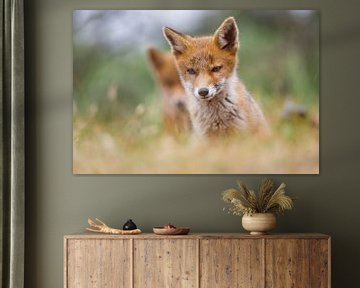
left=153, top=227, right=190, bottom=235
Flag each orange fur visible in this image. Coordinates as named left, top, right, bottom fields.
left=147, top=47, right=191, bottom=135
left=163, top=17, right=268, bottom=137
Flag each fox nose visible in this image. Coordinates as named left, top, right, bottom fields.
left=198, top=88, right=209, bottom=97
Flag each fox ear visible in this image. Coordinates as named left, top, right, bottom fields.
left=214, top=17, right=239, bottom=51
left=163, top=27, right=189, bottom=55
left=147, top=47, right=165, bottom=69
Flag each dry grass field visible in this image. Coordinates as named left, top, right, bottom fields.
left=73, top=99, right=319, bottom=174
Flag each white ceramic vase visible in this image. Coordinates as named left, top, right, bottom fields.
left=242, top=213, right=276, bottom=235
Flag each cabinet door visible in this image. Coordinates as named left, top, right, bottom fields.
left=200, top=239, right=264, bottom=288
left=134, top=239, right=198, bottom=288
left=266, top=239, right=310, bottom=287
left=66, top=239, right=131, bottom=288
left=309, top=239, right=330, bottom=288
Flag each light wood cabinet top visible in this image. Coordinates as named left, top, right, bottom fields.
left=65, top=232, right=330, bottom=240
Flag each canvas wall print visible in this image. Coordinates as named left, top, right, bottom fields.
left=73, top=10, right=319, bottom=174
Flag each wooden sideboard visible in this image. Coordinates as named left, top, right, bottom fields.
left=64, top=233, right=330, bottom=288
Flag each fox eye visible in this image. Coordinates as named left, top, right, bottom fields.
left=211, top=65, right=222, bottom=72
left=187, top=68, right=197, bottom=75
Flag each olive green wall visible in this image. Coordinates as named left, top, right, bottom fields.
left=24, top=0, right=360, bottom=287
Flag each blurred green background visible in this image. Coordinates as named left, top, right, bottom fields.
left=74, top=10, right=319, bottom=120
left=73, top=10, right=319, bottom=174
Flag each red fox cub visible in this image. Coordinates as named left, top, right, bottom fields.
left=147, top=47, right=191, bottom=135
left=163, top=17, right=268, bottom=137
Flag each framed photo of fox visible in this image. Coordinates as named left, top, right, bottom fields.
left=73, top=10, right=319, bottom=174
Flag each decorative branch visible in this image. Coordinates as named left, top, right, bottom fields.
left=86, top=218, right=142, bottom=235
left=222, top=179, right=295, bottom=216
